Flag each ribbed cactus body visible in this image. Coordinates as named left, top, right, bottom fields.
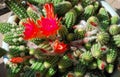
left=106, top=64, right=114, bottom=73
left=5, top=0, right=28, bottom=19
left=97, top=59, right=106, bottom=70
left=84, top=5, right=94, bottom=20
left=58, top=55, right=72, bottom=69
left=113, top=34, right=120, bottom=47
left=0, top=23, right=17, bottom=34
left=81, top=0, right=92, bottom=8
left=97, top=8, right=110, bottom=31
left=27, top=7, right=39, bottom=20
left=65, top=9, right=77, bottom=29
left=52, top=0, right=64, bottom=4
left=111, top=16, right=119, bottom=25
left=109, top=25, right=120, bottom=35
left=54, top=1, right=72, bottom=15
left=31, top=38, right=44, bottom=45
left=96, top=32, right=109, bottom=45
left=106, top=49, right=117, bottom=63
left=46, top=67, right=56, bottom=77
left=58, top=26, right=69, bottom=40
left=44, top=56, right=59, bottom=68
left=81, top=51, right=93, bottom=62
left=74, top=4, right=84, bottom=16
left=74, top=63, right=86, bottom=77
left=28, top=0, right=51, bottom=5
left=91, top=43, right=102, bottom=58
left=93, top=1, right=100, bottom=12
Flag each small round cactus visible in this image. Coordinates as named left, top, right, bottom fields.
left=96, top=32, right=109, bottom=45
left=109, top=25, right=120, bottom=35
left=111, top=16, right=119, bottom=25
left=106, top=64, right=114, bottom=74
left=113, top=34, right=120, bottom=47
left=81, top=51, right=93, bottom=62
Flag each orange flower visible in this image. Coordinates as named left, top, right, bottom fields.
left=23, top=18, right=39, bottom=40
left=37, top=3, right=61, bottom=38
left=53, top=40, right=67, bottom=54
left=10, top=57, right=24, bottom=64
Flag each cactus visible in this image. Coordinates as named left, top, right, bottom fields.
left=73, top=4, right=84, bottom=16
left=0, top=23, right=18, bottom=34
left=3, top=32, right=25, bottom=46
left=91, top=43, right=102, bottom=58
left=58, top=55, right=73, bottom=70
left=106, top=49, right=117, bottom=63
left=68, top=0, right=79, bottom=6
left=44, top=56, right=59, bottom=68
left=5, top=0, right=28, bottom=19
left=106, top=64, right=114, bottom=73
left=45, top=67, right=56, bottom=77
left=52, top=0, right=64, bottom=4
left=74, top=63, right=86, bottom=77
left=84, top=5, right=94, bottom=20
left=58, top=26, right=69, bottom=40
left=97, top=8, right=110, bottom=31
left=81, top=0, right=92, bottom=8
left=31, top=38, right=44, bottom=45
left=93, top=1, right=100, bottom=12
left=97, top=59, right=106, bottom=70
left=113, top=34, right=120, bottom=47
left=73, top=49, right=82, bottom=58
left=111, top=16, right=119, bottom=25
left=65, top=9, right=77, bottom=29
left=28, top=0, right=52, bottom=5
left=27, top=7, right=39, bottom=20
left=54, top=1, right=72, bottom=15
left=109, top=25, right=120, bottom=35
left=67, top=33, right=75, bottom=41
left=74, top=27, right=86, bottom=39
left=81, top=51, right=93, bottom=62
left=96, top=32, right=109, bottom=45
left=89, top=61, right=97, bottom=70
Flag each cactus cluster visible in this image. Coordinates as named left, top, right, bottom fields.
left=0, top=0, right=120, bottom=77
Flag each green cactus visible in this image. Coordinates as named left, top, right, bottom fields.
left=96, top=32, right=109, bottom=45
left=111, top=16, right=119, bottom=25
left=28, top=0, right=52, bottom=5
left=58, top=26, right=69, bottom=40
left=0, top=23, right=18, bottom=34
left=73, top=4, right=84, bottom=16
left=65, top=9, right=77, bottom=28
left=97, top=59, right=106, bottom=70
left=74, top=27, right=86, bottom=39
left=84, top=5, right=94, bottom=20
left=27, top=7, right=39, bottom=20
left=97, top=8, right=110, bottom=31
left=54, top=1, right=72, bottom=15
left=67, top=33, right=75, bottom=41
left=91, top=43, right=102, bottom=58
left=106, top=49, right=117, bottom=63
left=68, top=0, right=79, bottom=6
left=93, top=1, right=100, bottom=12
left=89, top=61, right=97, bottom=70
left=5, top=0, right=28, bottom=19
left=31, top=38, right=44, bottom=45
left=113, top=34, right=120, bottom=47
left=44, top=56, right=59, bottom=68
left=74, top=63, right=86, bottom=77
left=58, top=55, right=73, bottom=70
left=52, top=0, right=64, bottom=4
left=109, top=25, right=120, bottom=35
left=45, top=67, right=56, bottom=77
left=81, top=0, right=92, bottom=8
left=106, top=64, right=114, bottom=73
left=81, top=51, right=93, bottom=62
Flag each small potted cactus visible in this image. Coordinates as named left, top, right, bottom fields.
left=0, top=0, right=120, bottom=77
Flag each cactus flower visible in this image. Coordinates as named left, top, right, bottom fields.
left=10, top=57, right=24, bottom=64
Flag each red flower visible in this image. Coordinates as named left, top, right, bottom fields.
left=37, top=3, right=61, bottom=38
left=23, top=18, right=40, bottom=40
left=53, top=40, right=67, bottom=54
left=10, top=57, right=24, bottom=64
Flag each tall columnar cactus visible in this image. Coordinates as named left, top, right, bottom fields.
left=113, top=34, right=120, bottom=47
left=106, top=48, right=117, bottom=63
left=58, top=25, right=69, bottom=40
left=5, top=0, right=28, bottom=19
left=65, top=9, right=77, bottom=29
left=0, top=23, right=17, bottom=34
left=96, top=32, right=109, bottom=45
left=74, top=63, right=86, bottom=77
left=97, top=8, right=110, bottom=31
left=58, top=55, right=73, bottom=70
left=84, top=5, right=94, bottom=20
left=109, top=25, right=120, bottom=35
left=111, top=16, right=119, bottom=25
left=81, top=51, right=93, bottom=62
left=27, top=7, right=39, bottom=20
left=91, top=43, right=102, bottom=58
left=54, top=1, right=72, bottom=15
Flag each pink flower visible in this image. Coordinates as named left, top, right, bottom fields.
left=37, top=3, right=61, bottom=38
